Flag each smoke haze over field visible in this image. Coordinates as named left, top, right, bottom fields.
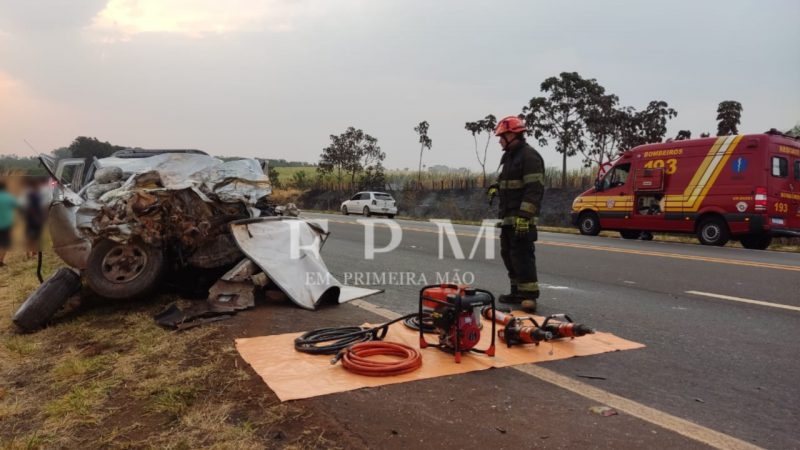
left=0, top=0, right=798, bottom=171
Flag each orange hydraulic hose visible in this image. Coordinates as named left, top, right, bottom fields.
left=337, top=342, right=422, bottom=376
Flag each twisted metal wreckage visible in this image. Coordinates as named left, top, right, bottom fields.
left=14, top=151, right=379, bottom=331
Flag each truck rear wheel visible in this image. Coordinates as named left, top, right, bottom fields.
left=697, top=217, right=730, bottom=246
left=740, top=234, right=772, bottom=250
left=578, top=212, right=601, bottom=236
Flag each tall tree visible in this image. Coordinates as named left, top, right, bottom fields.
left=618, top=101, right=678, bottom=150
left=68, top=136, right=122, bottom=159
left=716, top=100, right=743, bottom=136
left=318, top=134, right=348, bottom=187
left=414, top=121, right=432, bottom=185
left=584, top=94, right=623, bottom=167
left=519, top=98, right=551, bottom=148
left=522, top=72, right=605, bottom=187
left=318, top=127, right=385, bottom=188
left=638, top=101, right=678, bottom=143
left=358, top=134, right=385, bottom=187
left=675, top=130, right=692, bottom=140
left=464, top=114, right=496, bottom=187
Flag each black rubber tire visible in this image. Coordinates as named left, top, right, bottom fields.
left=740, top=234, right=772, bottom=250
left=640, top=231, right=654, bottom=241
left=85, top=239, right=165, bottom=300
left=342, top=206, right=348, bottom=215
left=697, top=217, right=730, bottom=246
left=387, top=214, right=395, bottom=219
left=13, top=268, right=81, bottom=332
left=363, top=206, right=371, bottom=217
left=578, top=211, right=601, bottom=236
left=620, top=230, right=641, bottom=239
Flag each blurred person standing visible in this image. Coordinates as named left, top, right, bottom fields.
left=0, top=179, right=19, bottom=267
left=23, top=178, right=46, bottom=259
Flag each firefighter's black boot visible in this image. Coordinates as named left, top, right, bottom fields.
left=498, top=282, right=520, bottom=304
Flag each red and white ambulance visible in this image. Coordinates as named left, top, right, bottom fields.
left=571, top=130, right=800, bottom=249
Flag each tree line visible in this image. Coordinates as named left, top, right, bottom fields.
left=317, top=72, right=758, bottom=190
left=457, top=72, right=747, bottom=187
left=0, top=75, right=795, bottom=191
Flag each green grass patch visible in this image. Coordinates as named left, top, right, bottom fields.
left=51, top=352, right=114, bottom=382
left=148, top=386, right=198, bottom=417
left=44, top=379, right=116, bottom=422
left=274, top=166, right=317, bottom=183
left=3, top=336, right=40, bottom=358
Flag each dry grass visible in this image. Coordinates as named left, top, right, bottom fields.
left=0, top=247, right=348, bottom=450
left=270, top=188, right=304, bottom=205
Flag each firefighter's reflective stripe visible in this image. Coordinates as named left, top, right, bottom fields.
left=501, top=216, right=539, bottom=226
left=523, top=173, right=544, bottom=184
left=519, top=201, right=537, bottom=215
left=517, top=281, right=539, bottom=292
left=498, top=179, right=524, bottom=189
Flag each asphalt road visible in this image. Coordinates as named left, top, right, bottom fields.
left=302, top=212, right=800, bottom=449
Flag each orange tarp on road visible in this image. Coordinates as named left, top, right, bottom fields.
left=236, top=314, right=645, bottom=401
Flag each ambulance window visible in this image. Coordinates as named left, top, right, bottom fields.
left=603, top=163, right=631, bottom=189
left=771, top=156, right=788, bottom=177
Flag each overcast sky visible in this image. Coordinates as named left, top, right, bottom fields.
left=1, top=0, right=798, bottom=171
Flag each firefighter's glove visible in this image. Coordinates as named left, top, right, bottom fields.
left=487, top=183, right=499, bottom=205
left=514, top=217, right=530, bottom=238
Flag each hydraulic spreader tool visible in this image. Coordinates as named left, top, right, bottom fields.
left=481, top=308, right=594, bottom=347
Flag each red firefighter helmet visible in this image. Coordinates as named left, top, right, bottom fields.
left=494, top=115, right=526, bottom=136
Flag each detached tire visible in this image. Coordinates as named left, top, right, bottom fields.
left=13, top=268, right=81, bottom=332
left=578, top=211, right=601, bottom=236
left=85, top=239, right=165, bottom=300
left=697, top=217, right=730, bottom=246
left=740, top=234, right=772, bottom=250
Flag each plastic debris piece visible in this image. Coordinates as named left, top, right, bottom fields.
left=589, top=406, right=618, bottom=417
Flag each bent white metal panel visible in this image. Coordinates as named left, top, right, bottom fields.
left=229, top=217, right=381, bottom=310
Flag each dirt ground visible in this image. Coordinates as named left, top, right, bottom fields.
left=1, top=247, right=711, bottom=449
left=0, top=249, right=364, bottom=449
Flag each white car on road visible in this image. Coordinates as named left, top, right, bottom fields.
left=341, top=191, right=397, bottom=218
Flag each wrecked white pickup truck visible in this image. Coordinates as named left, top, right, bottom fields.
left=13, top=149, right=378, bottom=331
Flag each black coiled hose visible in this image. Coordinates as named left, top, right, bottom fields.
left=402, top=313, right=437, bottom=333
left=294, top=313, right=419, bottom=355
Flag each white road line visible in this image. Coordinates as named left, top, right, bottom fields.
left=351, top=299, right=762, bottom=450
left=513, top=365, right=761, bottom=450
left=685, top=291, right=800, bottom=312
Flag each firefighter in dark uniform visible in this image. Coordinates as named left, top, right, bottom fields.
left=487, top=116, right=545, bottom=312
